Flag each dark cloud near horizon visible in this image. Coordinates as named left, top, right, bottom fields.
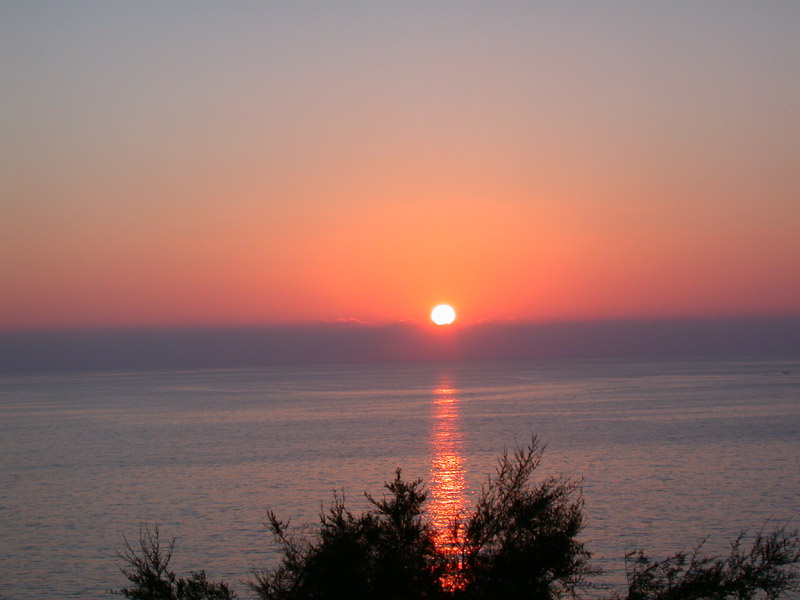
left=2, top=318, right=799, bottom=374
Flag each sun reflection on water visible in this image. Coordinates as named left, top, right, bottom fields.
left=429, top=380, right=468, bottom=590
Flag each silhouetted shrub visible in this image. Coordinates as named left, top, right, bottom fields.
left=250, top=437, right=593, bottom=600
left=614, top=527, right=800, bottom=600
left=453, top=439, right=595, bottom=599
left=250, top=470, right=445, bottom=600
left=110, top=524, right=237, bottom=600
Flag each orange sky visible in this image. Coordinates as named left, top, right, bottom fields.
left=2, top=4, right=799, bottom=331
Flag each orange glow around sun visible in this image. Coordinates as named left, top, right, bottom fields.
left=3, top=4, right=800, bottom=333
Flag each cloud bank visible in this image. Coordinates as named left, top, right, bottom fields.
left=2, top=317, right=799, bottom=374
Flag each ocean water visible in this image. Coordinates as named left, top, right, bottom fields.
left=1, top=356, right=798, bottom=599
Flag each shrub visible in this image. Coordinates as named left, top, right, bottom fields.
left=453, top=438, right=596, bottom=600
left=250, top=470, right=445, bottom=600
left=110, top=524, right=237, bottom=600
left=616, top=527, right=800, bottom=600
left=251, top=437, right=594, bottom=600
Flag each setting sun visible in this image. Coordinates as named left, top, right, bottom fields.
left=431, top=304, right=456, bottom=326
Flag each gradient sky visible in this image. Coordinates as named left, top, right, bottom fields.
left=2, top=2, right=799, bottom=331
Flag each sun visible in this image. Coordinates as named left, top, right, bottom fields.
left=431, top=304, right=456, bottom=326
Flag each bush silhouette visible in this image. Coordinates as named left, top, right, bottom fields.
left=250, top=470, right=445, bottom=599
left=112, top=438, right=799, bottom=600
left=452, top=439, right=594, bottom=599
left=249, top=437, right=591, bottom=600
left=616, top=527, right=800, bottom=600
left=110, top=524, right=237, bottom=600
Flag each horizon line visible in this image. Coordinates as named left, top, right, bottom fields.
left=4, top=313, right=800, bottom=335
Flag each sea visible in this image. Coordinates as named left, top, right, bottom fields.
left=1, top=356, right=798, bottom=599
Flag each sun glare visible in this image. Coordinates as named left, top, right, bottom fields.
left=431, top=304, right=456, bottom=326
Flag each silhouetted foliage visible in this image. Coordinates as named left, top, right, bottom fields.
left=250, top=470, right=445, bottom=600
left=251, top=437, right=593, bottom=600
left=113, top=439, right=800, bottom=600
left=453, top=438, right=596, bottom=600
left=614, top=526, right=800, bottom=600
left=110, top=524, right=237, bottom=600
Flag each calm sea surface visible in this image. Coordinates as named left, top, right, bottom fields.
left=1, top=356, right=799, bottom=599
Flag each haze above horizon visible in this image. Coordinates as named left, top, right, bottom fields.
left=2, top=3, right=799, bottom=332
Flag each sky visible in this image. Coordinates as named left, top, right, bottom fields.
left=2, top=2, right=799, bottom=331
